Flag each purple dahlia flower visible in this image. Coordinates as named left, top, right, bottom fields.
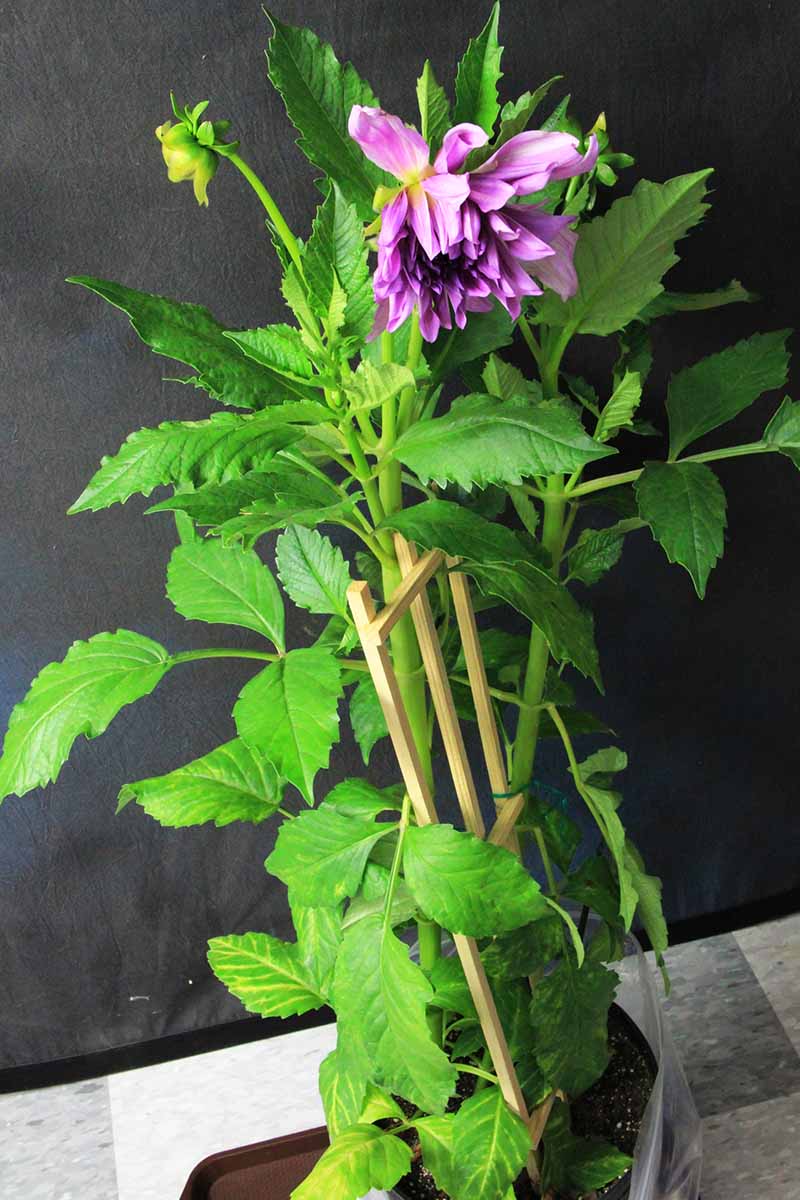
left=348, top=106, right=598, bottom=342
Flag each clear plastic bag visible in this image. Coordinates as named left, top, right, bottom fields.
left=363, top=927, right=702, bottom=1200
left=615, top=931, right=703, bottom=1200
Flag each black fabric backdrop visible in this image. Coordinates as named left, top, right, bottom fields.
left=1, top=0, right=798, bottom=1072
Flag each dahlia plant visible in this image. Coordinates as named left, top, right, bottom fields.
left=1, top=5, right=795, bottom=1198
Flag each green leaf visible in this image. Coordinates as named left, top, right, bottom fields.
left=542, top=1098, right=633, bottom=1195
left=521, top=791, right=582, bottom=873
left=291, top=900, right=343, bottom=998
left=614, top=324, right=654, bottom=389
left=635, top=460, right=727, bottom=598
left=345, top=360, right=415, bottom=413
left=266, top=16, right=388, bottom=219
left=349, top=676, right=388, bottom=765
left=117, top=737, right=281, bottom=827
left=637, top=278, right=756, bottom=322
left=213, top=471, right=361, bottom=546
left=453, top=1086, right=530, bottom=1200
left=415, top=1116, right=459, bottom=1197
left=334, top=915, right=457, bottom=1113
left=207, top=931, right=325, bottom=1018
left=530, top=958, right=619, bottom=1094
left=382, top=498, right=531, bottom=567
left=319, top=1048, right=367, bottom=1139
left=579, top=746, right=628, bottom=783
left=562, top=855, right=623, bottom=928
left=167, top=539, right=285, bottom=648
left=67, top=276, right=313, bottom=408
left=266, top=806, right=395, bottom=906
left=667, top=329, right=791, bottom=458
left=567, top=518, right=644, bottom=586
left=472, top=77, right=561, bottom=166
left=472, top=558, right=601, bottom=687
left=624, top=839, right=669, bottom=979
left=481, top=354, right=542, bottom=402
left=482, top=914, right=563, bottom=980
left=276, top=525, right=351, bottom=618
left=290, top=1124, right=411, bottom=1200
left=281, top=264, right=324, bottom=352
left=382, top=501, right=602, bottom=688
left=322, top=778, right=402, bottom=820
left=453, top=629, right=529, bottom=678
left=343, top=863, right=417, bottom=931
left=345, top=859, right=419, bottom=931
left=0, top=631, right=169, bottom=802
left=304, top=182, right=375, bottom=341
left=764, top=395, right=800, bottom=468
left=357, top=1084, right=405, bottom=1126
left=453, top=2, right=503, bottom=134
left=595, top=371, right=642, bottom=442
left=393, top=395, right=614, bottom=488
left=428, top=303, right=513, bottom=381
left=70, top=413, right=304, bottom=514
left=145, top=472, right=277, bottom=528
left=416, top=59, right=451, bottom=154
left=234, top=646, right=342, bottom=803
left=579, top=785, right=638, bottom=929
left=537, top=170, right=712, bottom=335
left=403, top=824, right=549, bottom=936
left=223, top=324, right=315, bottom=380
left=428, top=955, right=476, bottom=1018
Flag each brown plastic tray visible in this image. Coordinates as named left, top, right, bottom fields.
left=179, top=1126, right=330, bottom=1200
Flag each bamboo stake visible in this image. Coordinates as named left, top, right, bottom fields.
left=347, top=581, right=438, bottom=828
left=360, top=548, right=443, bottom=644
left=347, top=575, right=529, bottom=1128
left=448, top=566, right=522, bottom=854
left=446, top=566, right=554, bottom=1151
left=394, top=536, right=485, bottom=839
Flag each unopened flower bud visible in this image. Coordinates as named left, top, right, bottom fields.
left=154, top=97, right=238, bottom=208
left=156, top=121, right=218, bottom=206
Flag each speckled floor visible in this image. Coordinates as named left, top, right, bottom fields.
left=1, top=914, right=798, bottom=1199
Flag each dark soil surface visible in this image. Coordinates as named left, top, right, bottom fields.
left=392, top=1005, right=656, bottom=1200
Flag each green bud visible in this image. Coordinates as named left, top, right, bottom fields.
left=155, top=121, right=218, bottom=206
left=155, top=96, right=239, bottom=207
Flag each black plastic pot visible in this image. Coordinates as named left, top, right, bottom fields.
left=179, top=1126, right=329, bottom=1199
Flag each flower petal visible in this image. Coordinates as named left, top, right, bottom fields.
left=377, top=189, right=409, bottom=246
left=467, top=174, right=517, bottom=213
left=475, top=130, right=599, bottom=195
left=407, top=183, right=437, bottom=259
left=421, top=172, right=470, bottom=251
left=433, top=123, right=489, bottom=172
left=348, top=105, right=430, bottom=181
left=530, top=226, right=578, bottom=299
left=548, top=134, right=599, bottom=182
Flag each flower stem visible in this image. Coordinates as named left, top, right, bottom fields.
left=398, top=309, right=423, bottom=432
left=227, top=152, right=304, bottom=274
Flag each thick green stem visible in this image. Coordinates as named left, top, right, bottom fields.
left=227, top=153, right=304, bottom=274
left=376, top=315, right=441, bottom=976
left=397, top=310, right=424, bottom=432
left=508, top=483, right=566, bottom=792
